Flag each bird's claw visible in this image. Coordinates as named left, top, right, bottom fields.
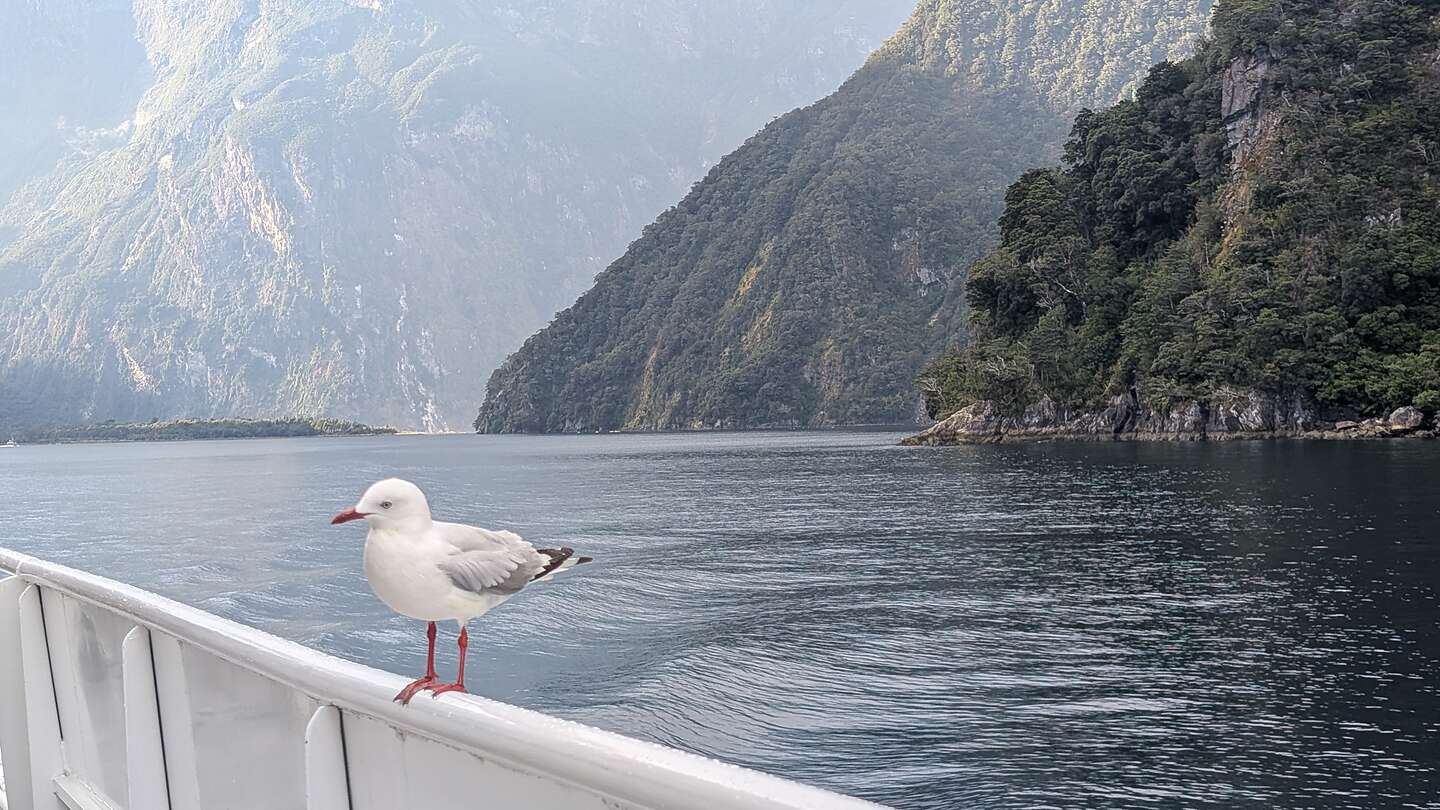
left=394, top=676, right=439, bottom=705
left=428, top=682, right=468, bottom=699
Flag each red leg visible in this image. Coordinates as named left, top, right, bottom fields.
left=430, top=626, right=469, bottom=699
left=424, top=621, right=438, bottom=679
left=394, top=621, right=440, bottom=704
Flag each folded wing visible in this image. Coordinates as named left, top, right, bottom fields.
left=434, top=521, right=545, bottom=595
left=434, top=521, right=594, bottom=597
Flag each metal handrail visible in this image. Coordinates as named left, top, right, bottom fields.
left=0, top=548, right=885, bottom=810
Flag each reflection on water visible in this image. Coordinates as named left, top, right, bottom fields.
left=3, top=432, right=1437, bottom=808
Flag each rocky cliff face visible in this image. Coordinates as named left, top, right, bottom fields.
left=0, top=0, right=913, bottom=430
left=1220, top=45, right=1282, bottom=165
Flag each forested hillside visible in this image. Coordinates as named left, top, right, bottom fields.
left=916, top=0, right=1440, bottom=440
left=0, top=0, right=911, bottom=433
left=476, top=0, right=1214, bottom=433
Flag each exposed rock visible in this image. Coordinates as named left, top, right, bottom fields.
left=1388, top=406, right=1425, bottom=429
left=899, top=389, right=1435, bottom=445
left=1221, top=44, right=1282, bottom=166
left=1317, top=411, right=1434, bottom=439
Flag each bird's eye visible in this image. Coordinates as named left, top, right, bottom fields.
left=380, top=500, right=393, bottom=510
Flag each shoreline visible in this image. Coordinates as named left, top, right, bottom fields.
left=474, top=423, right=919, bottom=437
left=6, top=418, right=398, bottom=446
left=901, top=397, right=1435, bottom=446
left=11, top=432, right=399, bottom=447
left=901, top=428, right=1437, bottom=446
left=4, top=424, right=918, bottom=446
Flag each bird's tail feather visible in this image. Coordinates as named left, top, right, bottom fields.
left=534, top=547, right=594, bottom=581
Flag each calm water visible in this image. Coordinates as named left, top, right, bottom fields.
left=2, top=432, right=1437, bottom=809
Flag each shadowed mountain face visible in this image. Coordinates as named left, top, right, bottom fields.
left=0, top=0, right=913, bottom=431
left=475, top=0, right=1215, bottom=434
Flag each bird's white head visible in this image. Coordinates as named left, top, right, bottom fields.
left=331, top=478, right=432, bottom=530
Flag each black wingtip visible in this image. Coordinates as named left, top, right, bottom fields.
left=534, top=546, right=587, bottom=580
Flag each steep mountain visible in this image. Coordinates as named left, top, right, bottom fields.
left=912, top=0, right=1440, bottom=443
left=475, top=0, right=1214, bottom=434
left=0, top=0, right=913, bottom=431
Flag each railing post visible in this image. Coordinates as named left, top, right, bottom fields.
left=17, top=585, right=63, bottom=810
left=148, top=635, right=200, bottom=810
left=122, top=627, right=170, bottom=810
left=0, top=577, right=34, bottom=810
left=304, top=706, right=350, bottom=810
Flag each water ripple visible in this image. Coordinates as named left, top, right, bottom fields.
left=2, top=433, right=1437, bottom=808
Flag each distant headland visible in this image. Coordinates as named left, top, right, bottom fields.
left=9, top=418, right=396, bottom=445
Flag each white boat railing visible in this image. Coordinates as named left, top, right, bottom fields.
left=0, top=548, right=889, bottom=810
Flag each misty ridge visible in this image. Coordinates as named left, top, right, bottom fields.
left=0, top=0, right=914, bottom=432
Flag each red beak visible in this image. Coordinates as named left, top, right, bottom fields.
left=330, top=508, right=368, bottom=525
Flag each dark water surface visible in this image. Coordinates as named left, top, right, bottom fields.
left=2, top=432, right=1437, bottom=809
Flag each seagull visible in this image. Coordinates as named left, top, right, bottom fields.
left=331, top=478, right=592, bottom=704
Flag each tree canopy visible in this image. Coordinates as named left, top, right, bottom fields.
left=923, top=0, right=1440, bottom=421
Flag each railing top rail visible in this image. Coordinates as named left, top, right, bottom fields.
left=0, top=547, right=887, bottom=810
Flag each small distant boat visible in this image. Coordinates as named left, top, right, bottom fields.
left=1, top=439, right=16, bottom=448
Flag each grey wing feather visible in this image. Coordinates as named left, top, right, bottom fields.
left=434, top=521, right=546, bottom=595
